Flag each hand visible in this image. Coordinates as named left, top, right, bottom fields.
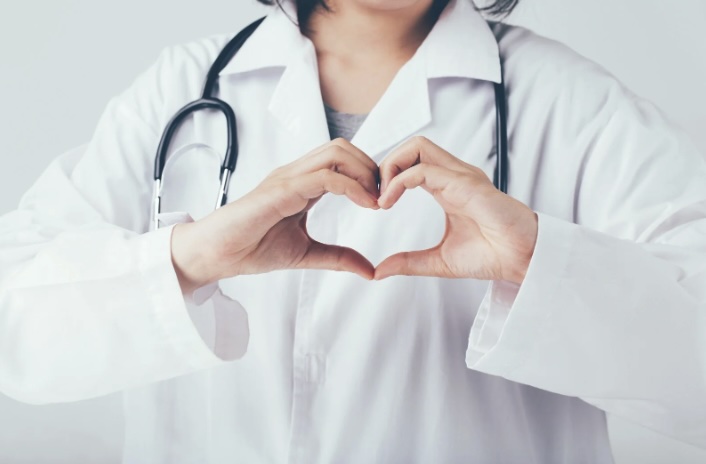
left=374, top=136, right=538, bottom=284
left=171, top=138, right=380, bottom=294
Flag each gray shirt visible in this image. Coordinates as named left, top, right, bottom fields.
left=324, top=103, right=368, bottom=142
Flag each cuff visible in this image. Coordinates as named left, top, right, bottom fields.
left=185, top=282, right=250, bottom=361
left=467, top=280, right=520, bottom=362
left=465, top=212, right=574, bottom=376
left=136, top=224, right=249, bottom=371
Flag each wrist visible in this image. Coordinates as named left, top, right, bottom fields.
left=504, top=211, right=538, bottom=285
left=170, top=222, right=219, bottom=295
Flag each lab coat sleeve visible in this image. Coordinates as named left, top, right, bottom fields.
left=465, top=63, right=706, bottom=446
left=0, top=43, right=247, bottom=405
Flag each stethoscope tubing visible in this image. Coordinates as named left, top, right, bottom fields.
left=152, top=15, right=508, bottom=231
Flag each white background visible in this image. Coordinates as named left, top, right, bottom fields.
left=1, top=0, right=705, bottom=462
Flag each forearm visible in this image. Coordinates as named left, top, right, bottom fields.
left=466, top=212, right=706, bottom=447
left=0, top=217, right=226, bottom=404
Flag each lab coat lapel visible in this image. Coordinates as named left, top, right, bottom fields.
left=218, top=0, right=502, bottom=163
left=267, top=41, right=332, bottom=156
left=348, top=0, right=502, bottom=160
left=350, top=55, right=431, bottom=160
left=218, top=2, right=331, bottom=160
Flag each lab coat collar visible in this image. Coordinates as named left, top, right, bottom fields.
left=219, top=1, right=304, bottom=76
left=421, top=0, right=502, bottom=82
left=219, top=0, right=501, bottom=158
left=220, top=0, right=501, bottom=82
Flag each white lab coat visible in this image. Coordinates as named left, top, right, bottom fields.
left=1, top=0, right=705, bottom=462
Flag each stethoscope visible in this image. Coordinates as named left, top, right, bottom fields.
left=152, top=16, right=508, bottom=231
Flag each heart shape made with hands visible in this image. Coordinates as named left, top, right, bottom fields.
left=306, top=181, right=447, bottom=281
left=302, top=136, right=537, bottom=285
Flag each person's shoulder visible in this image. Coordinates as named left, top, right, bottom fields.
left=149, top=32, right=236, bottom=95
left=488, top=22, right=615, bottom=85
left=487, top=22, right=634, bottom=131
left=114, top=32, right=238, bottom=131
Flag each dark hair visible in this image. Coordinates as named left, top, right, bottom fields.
left=256, top=0, right=519, bottom=32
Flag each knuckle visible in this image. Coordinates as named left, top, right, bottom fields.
left=330, top=137, right=349, bottom=148
left=313, top=168, right=327, bottom=182
left=380, top=159, right=399, bottom=175
left=322, top=145, right=348, bottom=163
left=405, top=164, right=422, bottom=177
left=411, top=135, right=429, bottom=147
left=387, top=173, right=402, bottom=187
left=331, top=144, right=349, bottom=158
left=317, top=168, right=335, bottom=185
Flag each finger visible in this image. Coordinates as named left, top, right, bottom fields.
left=293, top=169, right=380, bottom=210
left=379, top=136, right=467, bottom=194
left=293, top=138, right=379, bottom=188
left=309, top=137, right=379, bottom=174
left=374, top=248, right=446, bottom=280
left=378, top=164, right=457, bottom=209
left=288, top=143, right=380, bottom=197
left=329, top=138, right=379, bottom=174
left=299, top=240, right=375, bottom=280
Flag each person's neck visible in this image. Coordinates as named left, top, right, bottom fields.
left=305, top=0, right=447, bottom=65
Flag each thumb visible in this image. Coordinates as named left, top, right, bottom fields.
left=298, top=240, right=375, bottom=280
left=374, top=249, right=442, bottom=280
